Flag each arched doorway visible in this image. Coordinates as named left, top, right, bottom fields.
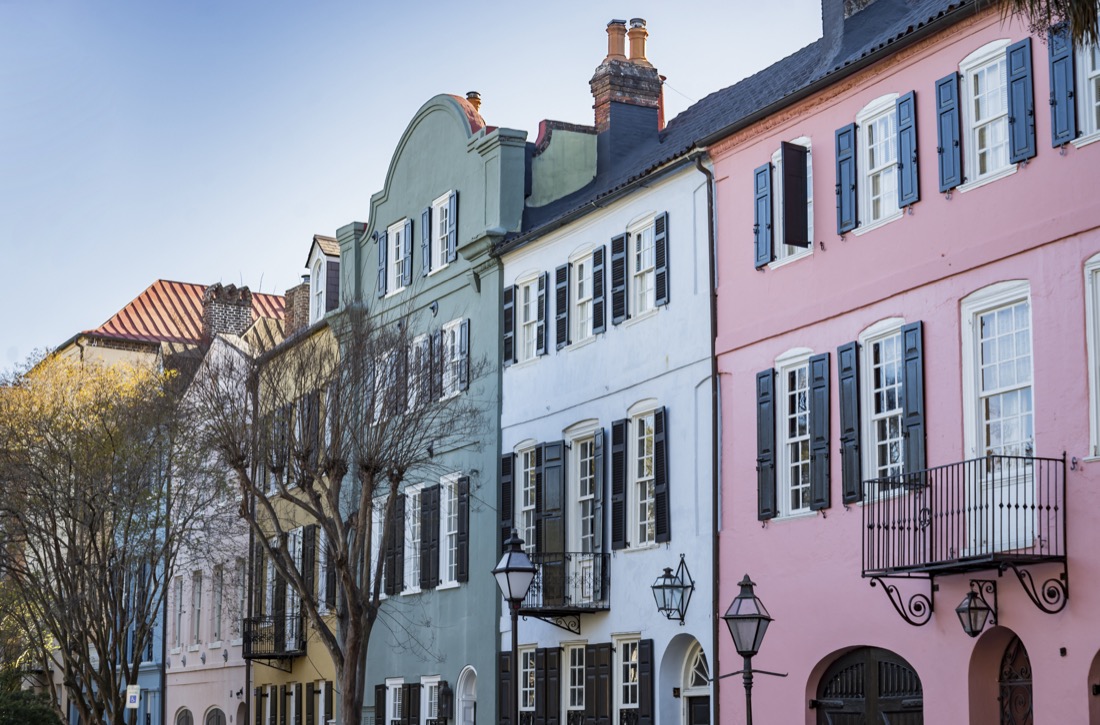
left=815, top=647, right=923, bottom=723
left=204, top=709, right=227, bottom=725
left=456, top=665, right=477, bottom=725
left=681, top=643, right=710, bottom=724
left=998, top=635, right=1032, bottom=725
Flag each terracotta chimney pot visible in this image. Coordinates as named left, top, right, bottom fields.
left=627, top=18, right=652, bottom=67
left=606, top=19, right=627, bottom=61
left=466, top=91, right=481, bottom=113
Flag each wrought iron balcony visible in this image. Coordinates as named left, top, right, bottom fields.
left=519, top=552, right=610, bottom=616
left=862, top=454, right=1066, bottom=578
left=242, top=613, right=305, bottom=659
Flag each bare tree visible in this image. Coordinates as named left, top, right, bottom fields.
left=998, top=0, right=1099, bottom=45
left=191, top=303, right=486, bottom=725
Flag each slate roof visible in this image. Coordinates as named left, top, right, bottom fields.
left=305, top=234, right=341, bottom=266
left=504, top=0, right=973, bottom=250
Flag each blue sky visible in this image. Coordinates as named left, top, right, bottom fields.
left=0, top=0, right=822, bottom=368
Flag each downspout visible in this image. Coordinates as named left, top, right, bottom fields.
left=694, top=152, right=721, bottom=725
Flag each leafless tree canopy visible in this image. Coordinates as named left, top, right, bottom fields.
left=999, top=0, right=1100, bottom=45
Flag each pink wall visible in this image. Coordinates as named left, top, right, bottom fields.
left=713, top=9, right=1100, bottom=723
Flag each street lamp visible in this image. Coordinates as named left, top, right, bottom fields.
left=722, top=574, right=773, bottom=725
left=651, top=554, right=695, bottom=624
left=493, top=528, right=537, bottom=725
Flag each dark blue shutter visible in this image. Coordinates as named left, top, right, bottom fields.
left=935, top=73, right=962, bottom=192
left=753, top=162, right=773, bottom=269
left=592, top=246, right=606, bottom=334
left=421, top=207, right=432, bottom=276
left=401, top=219, right=412, bottom=287
left=610, top=419, right=628, bottom=550
left=420, top=484, right=440, bottom=589
left=1007, top=38, right=1037, bottom=163
left=499, top=454, right=514, bottom=555
left=654, top=212, right=669, bottom=306
left=653, top=407, right=670, bottom=543
left=502, top=285, right=516, bottom=367
left=536, top=273, right=547, bottom=356
left=809, top=353, right=831, bottom=511
left=835, top=123, right=858, bottom=234
left=901, top=321, right=926, bottom=475
left=456, top=476, right=469, bottom=582
left=638, top=639, right=655, bottom=725
left=376, top=231, right=388, bottom=298
left=326, top=260, right=340, bottom=312
left=385, top=495, right=404, bottom=595
left=1048, top=24, right=1077, bottom=146
left=837, top=341, right=862, bottom=504
left=540, top=441, right=566, bottom=606
left=593, top=428, right=605, bottom=555
left=431, top=329, right=443, bottom=402
left=446, top=190, right=458, bottom=263
left=781, top=143, right=809, bottom=247
left=896, top=91, right=920, bottom=208
left=756, top=369, right=777, bottom=521
left=610, top=233, right=629, bottom=324
left=555, top=263, right=570, bottom=350
left=458, top=318, right=469, bottom=391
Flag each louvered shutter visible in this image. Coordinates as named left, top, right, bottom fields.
left=377, top=231, right=388, bottom=298
left=255, top=688, right=263, bottom=725
left=534, top=445, right=545, bottom=553
left=555, top=264, right=570, bottom=349
left=271, top=686, right=279, bottom=725
left=654, top=212, right=669, bottom=306
left=307, top=390, right=321, bottom=475
left=610, top=233, right=629, bottom=324
left=653, top=407, right=670, bottom=543
left=324, top=681, right=334, bottom=725
left=459, top=318, right=470, bottom=391
left=540, top=442, right=566, bottom=606
left=324, top=537, right=336, bottom=608
left=326, top=260, right=340, bottom=312
left=588, top=643, right=612, bottom=725
left=302, top=525, right=317, bottom=602
left=421, top=484, right=441, bottom=589
left=374, top=685, right=386, bottom=725
left=431, top=329, right=444, bottom=402
left=536, top=272, right=547, bottom=356
left=500, top=453, right=515, bottom=554
left=545, top=647, right=562, bottom=725
left=837, top=341, right=863, bottom=504
left=499, top=652, right=514, bottom=725
left=456, top=475, right=470, bottom=582
left=592, top=246, right=606, bottom=334
left=274, top=564, right=287, bottom=652
left=421, top=207, right=432, bottom=276
left=279, top=685, right=287, bottom=725
left=295, top=683, right=303, bottom=725
left=835, top=123, right=858, bottom=234
left=782, top=143, right=810, bottom=247
left=384, top=495, right=404, bottom=596
left=896, top=91, right=920, bottom=208
left=251, top=539, right=265, bottom=614
left=447, top=190, right=459, bottom=262
left=1049, top=24, right=1078, bottom=146
left=638, top=639, right=655, bottom=725
left=936, top=73, right=962, bottom=192
left=901, top=322, right=927, bottom=476
left=306, top=683, right=315, bottom=725
left=401, top=219, right=413, bottom=287
left=535, top=648, right=548, bottom=725
left=809, top=353, right=831, bottom=511
left=756, top=369, right=777, bottom=521
left=404, top=683, right=421, bottom=725
left=503, top=285, right=516, bottom=366
left=593, top=428, right=605, bottom=557
left=1007, top=38, right=1037, bottom=163
left=610, top=419, right=628, bottom=550
left=753, top=163, right=773, bottom=269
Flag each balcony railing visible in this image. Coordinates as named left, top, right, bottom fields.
left=862, top=454, right=1066, bottom=577
left=519, top=552, right=610, bottom=614
left=242, top=612, right=305, bottom=659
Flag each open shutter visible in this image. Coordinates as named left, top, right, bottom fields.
left=384, top=495, right=404, bottom=596
left=251, top=539, right=265, bottom=614
left=638, top=639, right=655, bottom=725
left=377, top=231, right=388, bottom=298
left=936, top=72, right=962, bottom=192
left=503, top=285, right=516, bottom=367
left=302, top=525, right=317, bottom=602
left=535, top=648, right=548, bottom=725
left=459, top=318, right=470, bottom=391
left=586, top=643, right=612, bottom=725
left=401, top=219, right=413, bottom=287
left=274, top=565, right=287, bottom=652
left=421, top=484, right=441, bottom=589
left=421, top=207, right=432, bottom=276
left=1007, top=38, right=1037, bottom=163
left=499, top=652, right=514, bottom=725
left=536, top=272, right=547, bottom=356
left=592, top=246, right=606, bottom=334
left=540, top=441, right=566, bottom=606
left=324, top=682, right=334, bottom=724
left=295, top=683, right=303, bottom=725
left=555, top=263, right=570, bottom=350
left=753, top=162, right=773, bottom=269
left=324, top=537, right=336, bottom=608
left=654, top=211, right=669, bottom=306
left=431, top=329, right=444, bottom=402
left=781, top=143, right=810, bottom=247
left=896, top=91, right=920, bottom=208
left=756, top=369, right=777, bottom=521
left=1049, top=24, right=1078, bottom=146
left=446, top=190, right=459, bottom=263
left=809, top=353, right=831, bottom=511
left=279, top=685, right=287, bottom=725
left=653, top=407, right=670, bottom=543
left=374, top=685, right=386, bottom=725
left=500, top=453, right=515, bottom=554
left=326, top=260, right=340, bottom=312
left=593, top=428, right=605, bottom=557
left=545, top=647, right=562, bottom=725
left=610, top=233, right=629, bottom=324
left=835, top=123, right=858, bottom=234
left=404, top=683, right=421, bottom=725
left=901, top=322, right=927, bottom=476
left=456, top=475, right=470, bottom=582
left=306, top=683, right=315, bottom=725
left=534, top=445, right=545, bottom=553
left=255, top=688, right=263, bottom=725
left=610, top=419, right=628, bottom=550
left=837, top=341, right=863, bottom=504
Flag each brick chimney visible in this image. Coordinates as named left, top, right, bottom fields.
left=466, top=91, right=481, bottom=113
left=282, top=275, right=311, bottom=337
left=202, top=283, right=254, bottom=340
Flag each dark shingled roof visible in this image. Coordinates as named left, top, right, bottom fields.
left=503, top=0, right=973, bottom=252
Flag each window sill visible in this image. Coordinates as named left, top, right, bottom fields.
left=1073, top=130, right=1100, bottom=149
left=568, top=334, right=598, bottom=351
left=170, top=647, right=182, bottom=655
left=771, top=509, right=818, bottom=523
left=621, top=543, right=660, bottom=553
left=436, top=581, right=460, bottom=591
left=401, top=586, right=422, bottom=597
left=623, top=308, right=660, bottom=328
left=958, top=164, right=1017, bottom=193
left=510, top=356, right=541, bottom=370
left=426, top=263, right=450, bottom=277
left=229, top=638, right=243, bottom=647
left=187, top=645, right=201, bottom=652
left=851, top=209, right=902, bottom=237
left=208, top=641, right=223, bottom=649
left=384, top=287, right=406, bottom=299
left=768, top=248, right=813, bottom=269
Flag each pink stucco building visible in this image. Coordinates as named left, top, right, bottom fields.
left=711, top=0, right=1100, bottom=722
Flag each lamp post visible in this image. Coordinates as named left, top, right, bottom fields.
left=722, top=574, right=773, bottom=725
left=493, top=528, right=537, bottom=725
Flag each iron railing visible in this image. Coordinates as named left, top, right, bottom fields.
left=862, top=454, right=1066, bottom=577
left=567, top=712, right=586, bottom=725
left=520, top=552, right=610, bottom=612
left=242, top=613, right=305, bottom=658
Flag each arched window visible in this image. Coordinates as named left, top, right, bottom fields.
left=176, top=710, right=193, bottom=725
left=204, top=709, right=226, bottom=725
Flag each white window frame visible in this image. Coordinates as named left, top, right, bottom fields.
left=191, top=571, right=203, bottom=645
left=1074, top=42, right=1100, bottom=146
left=769, top=136, right=814, bottom=265
left=615, top=636, right=640, bottom=714
left=264, top=541, right=277, bottom=615
left=173, top=577, right=184, bottom=650
left=211, top=565, right=224, bottom=644
left=316, top=531, right=329, bottom=616
left=858, top=318, right=907, bottom=482
left=386, top=219, right=407, bottom=295
left=286, top=527, right=303, bottom=646
left=854, top=95, right=902, bottom=234
left=565, top=420, right=600, bottom=555
left=775, top=348, right=813, bottom=518
left=441, top=319, right=463, bottom=399
left=385, top=678, right=404, bottom=725
left=267, top=684, right=278, bottom=725
left=959, top=39, right=1016, bottom=192
left=408, top=334, right=430, bottom=410
left=564, top=643, right=586, bottom=714
left=440, top=473, right=461, bottom=588
left=627, top=217, right=657, bottom=318
left=311, top=257, right=325, bottom=323
left=431, top=192, right=451, bottom=274
left=519, top=647, right=536, bottom=713
left=570, top=248, right=596, bottom=343
left=516, top=444, right=538, bottom=553
left=421, top=675, right=441, bottom=723
left=404, top=485, right=423, bottom=595
left=517, top=276, right=540, bottom=363
left=1086, top=254, right=1100, bottom=456
left=627, top=401, right=658, bottom=548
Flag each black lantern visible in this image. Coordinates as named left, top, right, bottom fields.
left=493, top=530, right=537, bottom=604
left=723, top=574, right=772, bottom=657
left=956, top=580, right=997, bottom=637
left=438, top=680, right=454, bottom=720
left=651, top=554, right=695, bottom=624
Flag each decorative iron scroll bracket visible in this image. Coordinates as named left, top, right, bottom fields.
left=969, top=579, right=999, bottom=626
left=1000, top=562, right=1069, bottom=614
left=869, top=576, right=936, bottom=626
left=522, top=613, right=581, bottom=635
left=252, top=657, right=293, bottom=673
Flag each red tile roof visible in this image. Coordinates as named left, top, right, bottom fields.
left=85, top=280, right=285, bottom=344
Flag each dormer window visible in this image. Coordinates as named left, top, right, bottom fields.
left=311, top=258, right=324, bottom=323
left=305, top=236, right=340, bottom=322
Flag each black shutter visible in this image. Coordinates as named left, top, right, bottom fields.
left=421, top=484, right=441, bottom=589
left=274, top=565, right=287, bottom=652
left=593, top=428, right=605, bottom=556
left=459, top=318, right=470, bottom=391
left=374, top=684, right=386, bottom=725
left=306, top=682, right=315, bottom=725
left=654, top=212, right=669, bottom=306
left=503, top=285, right=516, bottom=367
left=540, top=441, right=566, bottom=606
left=279, top=685, right=287, bottom=725
left=302, top=525, right=317, bottom=602
left=610, top=233, right=629, bottom=325
left=421, top=207, right=432, bottom=276
left=326, top=260, right=340, bottom=312
left=271, top=686, right=279, bottom=725
left=324, top=681, right=334, bottom=724
left=456, top=475, right=470, bottom=582
left=324, top=537, right=336, bottom=609
left=756, top=369, right=777, bottom=521
left=638, top=639, right=655, bottom=725
left=534, top=445, right=545, bottom=553
left=535, top=648, right=548, bottom=725
left=377, top=231, right=388, bottom=298
left=837, top=341, right=863, bottom=504
left=500, top=453, right=515, bottom=554
left=835, top=123, right=858, bottom=234
left=753, top=162, right=773, bottom=269
left=446, top=190, right=459, bottom=263
left=499, top=652, right=514, bottom=725
left=431, top=329, right=444, bottom=402
left=536, top=272, right=547, bottom=356
left=610, top=419, right=628, bottom=550
left=809, top=353, right=831, bottom=511
left=936, top=73, right=962, bottom=192
left=1007, top=38, right=1037, bottom=163
left=402, top=219, right=413, bottom=287
left=896, top=91, right=920, bottom=208
left=653, top=407, right=670, bottom=543
left=404, top=683, right=421, bottom=725
left=1049, top=24, right=1077, bottom=146
left=585, top=643, right=612, bottom=725
left=545, top=647, right=562, bottom=725
left=901, top=321, right=927, bottom=475
left=255, top=687, right=263, bottom=725
left=555, top=263, right=570, bottom=350
left=781, top=143, right=810, bottom=247
left=252, top=540, right=265, bottom=614
left=295, top=683, right=303, bottom=725
left=384, top=495, right=404, bottom=596
left=592, top=246, right=606, bottom=334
